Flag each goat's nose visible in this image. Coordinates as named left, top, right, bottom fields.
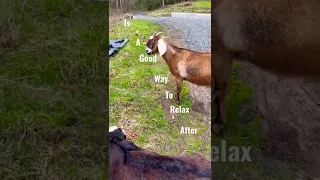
left=146, top=47, right=152, bottom=55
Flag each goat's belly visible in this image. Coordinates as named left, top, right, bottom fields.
left=177, top=62, right=211, bottom=86
left=236, top=51, right=320, bottom=77
left=186, top=76, right=211, bottom=86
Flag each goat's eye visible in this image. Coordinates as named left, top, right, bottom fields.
left=111, top=137, right=121, bottom=143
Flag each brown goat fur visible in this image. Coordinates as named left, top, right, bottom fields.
left=146, top=32, right=211, bottom=104
left=212, top=0, right=320, bottom=134
left=109, top=127, right=211, bottom=180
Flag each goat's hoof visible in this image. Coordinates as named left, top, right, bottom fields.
left=212, top=122, right=224, bottom=136
left=176, top=100, right=181, bottom=105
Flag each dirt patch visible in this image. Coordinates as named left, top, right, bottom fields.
left=109, top=10, right=149, bottom=26
left=237, top=61, right=320, bottom=178
left=109, top=9, right=126, bottom=25
left=187, top=83, right=211, bottom=116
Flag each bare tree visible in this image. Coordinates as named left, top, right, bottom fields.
left=160, top=0, right=165, bottom=8
left=124, top=0, right=129, bottom=12
left=119, top=0, right=123, bottom=11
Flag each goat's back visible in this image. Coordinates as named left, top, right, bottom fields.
left=109, top=144, right=211, bottom=180
left=213, top=0, right=320, bottom=77
left=109, top=136, right=211, bottom=180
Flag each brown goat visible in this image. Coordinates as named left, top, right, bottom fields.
left=109, top=126, right=211, bottom=180
left=212, top=0, right=320, bottom=134
left=146, top=32, right=211, bottom=104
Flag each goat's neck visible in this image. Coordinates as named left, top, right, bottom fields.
left=161, top=43, right=176, bottom=64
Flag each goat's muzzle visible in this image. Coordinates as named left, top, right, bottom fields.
left=146, top=47, right=153, bottom=55
left=109, top=126, right=126, bottom=142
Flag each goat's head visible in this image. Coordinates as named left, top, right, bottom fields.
left=109, top=126, right=142, bottom=150
left=109, top=126, right=126, bottom=141
left=109, top=126, right=142, bottom=167
left=146, top=32, right=167, bottom=56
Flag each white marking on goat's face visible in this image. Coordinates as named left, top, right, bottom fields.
left=146, top=47, right=153, bottom=55
left=177, top=62, right=188, bottom=78
left=109, top=126, right=119, bottom=132
left=149, top=35, right=154, bottom=40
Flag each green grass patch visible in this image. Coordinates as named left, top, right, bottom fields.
left=193, top=1, right=211, bottom=8
left=147, top=1, right=211, bottom=17
left=0, top=0, right=108, bottom=179
left=109, top=20, right=211, bottom=158
left=212, top=64, right=260, bottom=147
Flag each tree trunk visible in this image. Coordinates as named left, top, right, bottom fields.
left=125, top=0, right=129, bottom=12
left=116, top=0, right=119, bottom=10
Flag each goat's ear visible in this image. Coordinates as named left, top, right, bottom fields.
left=157, top=39, right=167, bottom=56
left=117, top=140, right=141, bottom=151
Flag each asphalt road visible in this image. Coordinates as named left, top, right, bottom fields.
left=134, top=14, right=211, bottom=53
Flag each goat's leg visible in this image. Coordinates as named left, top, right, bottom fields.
left=212, top=54, right=233, bottom=136
left=175, top=77, right=183, bottom=104
left=213, top=80, right=228, bottom=135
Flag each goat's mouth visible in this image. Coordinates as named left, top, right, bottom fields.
left=146, top=47, right=153, bottom=55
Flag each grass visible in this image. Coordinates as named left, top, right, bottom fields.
left=108, top=16, right=294, bottom=179
left=110, top=8, right=298, bottom=180
left=109, top=19, right=211, bottom=158
left=147, top=1, right=211, bottom=17
left=212, top=63, right=297, bottom=179
left=0, top=0, right=108, bottom=179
